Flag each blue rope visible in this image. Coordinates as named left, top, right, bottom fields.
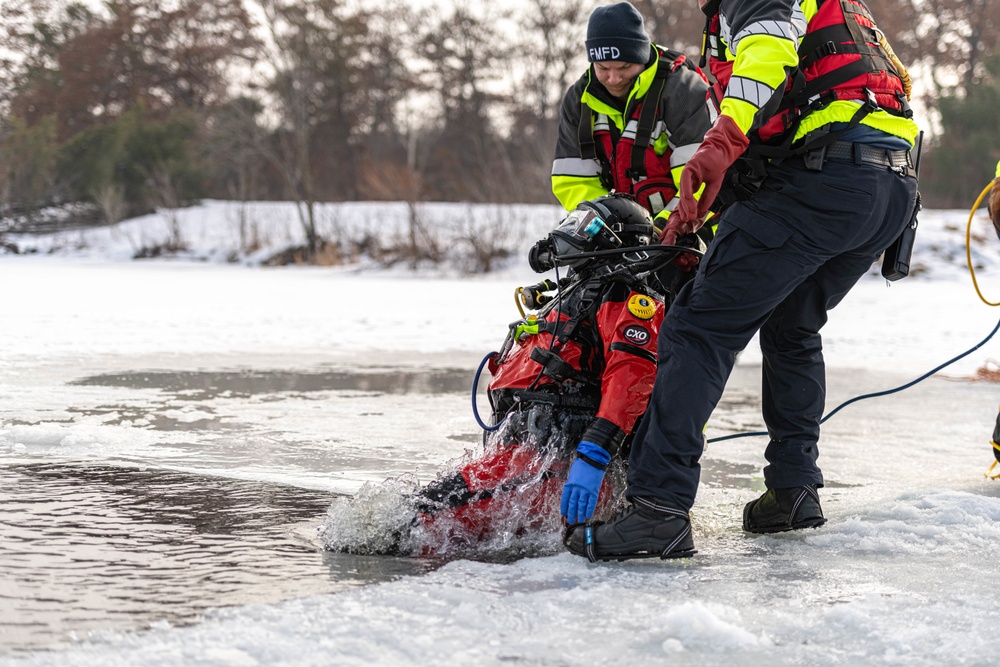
left=472, top=351, right=504, bottom=431
left=707, top=315, right=1000, bottom=443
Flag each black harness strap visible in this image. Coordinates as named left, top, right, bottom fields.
left=798, top=24, right=889, bottom=72
left=749, top=0, right=911, bottom=161
left=627, top=51, right=690, bottom=182
left=787, top=0, right=906, bottom=114
left=580, top=104, right=617, bottom=190
left=576, top=48, right=695, bottom=186
left=579, top=105, right=597, bottom=161
left=627, top=72, right=667, bottom=181
left=489, top=387, right=601, bottom=412
left=529, top=347, right=593, bottom=386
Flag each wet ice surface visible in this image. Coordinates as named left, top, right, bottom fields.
left=0, top=360, right=773, bottom=657
left=4, top=359, right=998, bottom=664
left=70, top=367, right=473, bottom=400
left=3, top=254, right=1000, bottom=665
left=2, top=363, right=483, bottom=495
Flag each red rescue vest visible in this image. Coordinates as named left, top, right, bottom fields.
left=703, top=0, right=911, bottom=147
left=579, top=49, right=708, bottom=214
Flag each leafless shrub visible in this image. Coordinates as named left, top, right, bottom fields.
left=974, top=360, right=1000, bottom=383
left=227, top=201, right=266, bottom=256
left=146, top=165, right=187, bottom=252
left=454, top=204, right=524, bottom=273
left=262, top=239, right=343, bottom=266
left=95, top=183, right=126, bottom=227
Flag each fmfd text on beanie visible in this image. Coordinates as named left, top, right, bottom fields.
left=586, top=2, right=650, bottom=64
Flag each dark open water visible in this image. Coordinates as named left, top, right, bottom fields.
left=0, top=366, right=475, bottom=656
left=0, top=462, right=436, bottom=656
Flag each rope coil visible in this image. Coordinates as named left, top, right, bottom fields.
left=876, top=28, right=912, bottom=100
left=965, top=181, right=1000, bottom=306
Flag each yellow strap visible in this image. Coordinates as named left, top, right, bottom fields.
left=966, top=182, right=1000, bottom=306
left=986, top=441, right=1000, bottom=479
left=875, top=29, right=911, bottom=101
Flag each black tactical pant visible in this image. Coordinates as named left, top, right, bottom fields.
left=627, top=150, right=919, bottom=510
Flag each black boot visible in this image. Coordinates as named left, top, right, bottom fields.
left=563, top=496, right=696, bottom=562
left=742, top=485, right=826, bottom=534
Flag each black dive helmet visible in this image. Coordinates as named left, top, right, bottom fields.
left=528, top=194, right=655, bottom=272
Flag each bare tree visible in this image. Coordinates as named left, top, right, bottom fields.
left=253, top=0, right=327, bottom=253
left=145, top=163, right=185, bottom=251
left=631, top=0, right=709, bottom=55
left=0, top=115, right=58, bottom=217
left=412, top=8, right=511, bottom=202
left=254, top=0, right=416, bottom=255
left=867, top=0, right=999, bottom=112
left=500, top=0, right=592, bottom=204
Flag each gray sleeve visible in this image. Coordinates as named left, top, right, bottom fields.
left=662, top=67, right=712, bottom=166
left=554, top=77, right=587, bottom=161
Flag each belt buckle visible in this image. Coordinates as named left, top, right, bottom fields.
left=889, top=149, right=911, bottom=171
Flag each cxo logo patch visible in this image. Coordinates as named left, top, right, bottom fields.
left=589, top=46, right=621, bottom=61
left=623, top=324, right=651, bottom=346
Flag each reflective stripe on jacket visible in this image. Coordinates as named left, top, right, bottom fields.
left=704, top=0, right=919, bottom=147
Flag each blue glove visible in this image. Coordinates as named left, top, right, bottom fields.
left=560, top=441, right=611, bottom=524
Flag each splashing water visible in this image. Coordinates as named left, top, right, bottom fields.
left=319, top=405, right=626, bottom=561
left=408, top=446, right=568, bottom=560
left=319, top=475, right=422, bottom=556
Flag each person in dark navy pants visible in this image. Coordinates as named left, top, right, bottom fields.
left=561, top=0, right=921, bottom=562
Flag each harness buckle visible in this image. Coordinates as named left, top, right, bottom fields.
left=818, top=41, right=838, bottom=58
left=895, top=91, right=914, bottom=119
left=863, top=87, right=880, bottom=111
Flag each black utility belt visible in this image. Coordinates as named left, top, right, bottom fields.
left=822, top=141, right=912, bottom=169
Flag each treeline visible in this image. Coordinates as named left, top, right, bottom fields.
left=0, top=0, right=616, bottom=251
left=1, top=0, right=998, bottom=248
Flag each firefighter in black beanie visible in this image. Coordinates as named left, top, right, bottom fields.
left=551, top=2, right=712, bottom=236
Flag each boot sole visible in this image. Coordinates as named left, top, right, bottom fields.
left=743, top=516, right=827, bottom=535
left=568, top=530, right=698, bottom=562
left=593, top=547, right=698, bottom=562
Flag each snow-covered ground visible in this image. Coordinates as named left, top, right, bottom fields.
left=2, top=201, right=1000, bottom=666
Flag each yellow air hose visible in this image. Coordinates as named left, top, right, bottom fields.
left=965, top=182, right=1000, bottom=307
left=514, top=287, right=527, bottom=318
left=966, top=180, right=1000, bottom=478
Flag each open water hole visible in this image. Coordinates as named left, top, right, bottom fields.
left=0, top=462, right=439, bottom=656
left=0, top=366, right=474, bottom=656
left=0, top=365, right=767, bottom=656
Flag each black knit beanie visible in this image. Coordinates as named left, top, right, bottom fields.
left=586, top=2, right=650, bottom=64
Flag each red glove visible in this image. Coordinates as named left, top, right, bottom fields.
left=661, top=114, right=749, bottom=247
